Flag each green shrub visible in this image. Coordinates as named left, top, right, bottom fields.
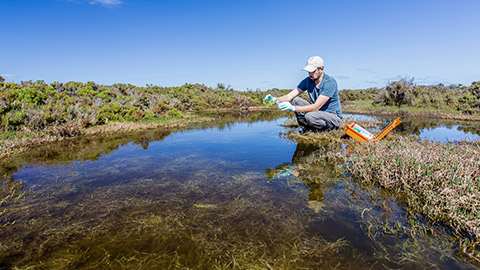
left=6, top=110, right=26, bottom=127
left=192, top=98, right=210, bottom=110
left=166, top=108, right=183, bottom=118
left=98, top=89, right=112, bottom=100
left=78, top=85, right=98, bottom=97
left=468, top=81, right=480, bottom=99
left=154, top=100, right=174, bottom=115
left=97, top=103, right=122, bottom=122
left=123, top=106, right=144, bottom=120
left=444, top=92, right=457, bottom=108
left=144, top=109, right=155, bottom=119
left=374, top=78, right=415, bottom=107
left=458, top=92, right=477, bottom=106
left=16, top=87, right=45, bottom=105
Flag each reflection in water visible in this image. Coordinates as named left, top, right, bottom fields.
left=420, top=126, right=480, bottom=142
left=1, top=112, right=479, bottom=269
left=291, top=143, right=317, bottom=163
left=265, top=143, right=326, bottom=206
left=0, top=110, right=286, bottom=178
left=290, top=144, right=326, bottom=206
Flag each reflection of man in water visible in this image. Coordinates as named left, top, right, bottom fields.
left=271, top=56, right=343, bottom=132
left=291, top=143, right=316, bottom=163
left=291, top=144, right=325, bottom=205
left=264, top=143, right=326, bottom=208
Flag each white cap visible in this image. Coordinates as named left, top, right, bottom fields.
left=302, top=56, right=324, bottom=72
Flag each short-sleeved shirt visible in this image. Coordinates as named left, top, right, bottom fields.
left=297, top=73, right=343, bottom=118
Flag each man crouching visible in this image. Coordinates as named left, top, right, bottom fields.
left=264, top=56, right=342, bottom=132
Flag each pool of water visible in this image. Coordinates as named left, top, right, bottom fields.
left=419, top=126, right=480, bottom=142
left=1, top=113, right=479, bottom=269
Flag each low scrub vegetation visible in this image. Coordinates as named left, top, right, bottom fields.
left=340, top=78, right=480, bottom=116
left=0, top=77, right=286, bottom=134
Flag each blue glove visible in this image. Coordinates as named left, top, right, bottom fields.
left=278, top=102, right=295, bottom=112
left=263, top=94, right=277, bottom=102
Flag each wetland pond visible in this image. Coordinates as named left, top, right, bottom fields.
left=1, top=112, right=480, bottom=269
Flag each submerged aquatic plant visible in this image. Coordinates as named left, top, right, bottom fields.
left=0, top=169, right=371, bottom=269
left=0, top=178, right=30, bottom=224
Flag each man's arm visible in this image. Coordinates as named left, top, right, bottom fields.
left=277, top=88, right=302, bottom=102
left=294, top=95, right=330, bottom=113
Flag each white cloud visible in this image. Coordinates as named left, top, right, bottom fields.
left=1, top=74, right=15, bottom=78
left=88, top=0, right=123, bottom=6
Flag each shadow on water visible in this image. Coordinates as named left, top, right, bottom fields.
left=1, top=111, right=479, bottom=269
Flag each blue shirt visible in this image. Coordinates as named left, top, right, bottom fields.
left=297, top=73, right=343, bottom=118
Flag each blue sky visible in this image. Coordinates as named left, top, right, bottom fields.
left=1, top=0, right=479, bottom=91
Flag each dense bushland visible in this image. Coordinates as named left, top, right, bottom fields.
left=0, top=77, right=289, bottom=133
left=340, top=78, right=480, bottom=115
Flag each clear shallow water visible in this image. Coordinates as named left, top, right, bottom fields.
left=16, top=119, right=296, bottom=187
left=1, top=114, right=479, bottom=269
left=419, top=126, right=480, bottom=142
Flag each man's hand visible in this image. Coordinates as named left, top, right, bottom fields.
left=263, top=94, right=277, bottom=102
left=278, top=102, right=295, bottom=112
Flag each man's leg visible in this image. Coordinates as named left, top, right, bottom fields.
left=305, top=111, right=342, bottom=131
left=291, top=97, right=311, bottom=129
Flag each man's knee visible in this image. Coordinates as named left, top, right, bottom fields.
left=305, top=112, right=340, bottom=131
left=305, top=113, right=326, bottom=129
